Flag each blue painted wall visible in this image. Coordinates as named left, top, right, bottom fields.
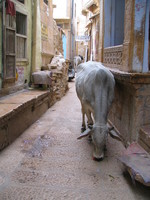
left=143, top=0, right=150, bottom=72
left=62, top=34, right=66, bottom=59
left=132, top=0, right=147, bottom=72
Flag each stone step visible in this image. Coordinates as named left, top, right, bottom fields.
left=119, top=142, right=150, bottom=187
left=138, top=125, right=150, bottom=154
left=0, top=90, right=51, bottom=151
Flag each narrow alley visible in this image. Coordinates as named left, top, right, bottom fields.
left=0, top=82, right=150, bottom=200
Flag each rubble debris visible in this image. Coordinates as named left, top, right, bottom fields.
left=119, top=142, right=150, bottom=186
left=32, top=71, right=52, bottom=86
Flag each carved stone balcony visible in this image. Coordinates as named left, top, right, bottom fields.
left=82, top=0, right=99, bottom=14
left=103, top=45, right=123, bottom=68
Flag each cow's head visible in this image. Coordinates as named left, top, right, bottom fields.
left=77, top=124, right=112, bottom=161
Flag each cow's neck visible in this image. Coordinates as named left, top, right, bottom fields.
left=94, top=94, right=108, bottom=125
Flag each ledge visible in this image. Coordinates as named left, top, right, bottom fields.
left=0, top=89, right=51, bottom=150
left=0, top=90, right=50, bottom=128
left=54, top=17, right=70, bottom=23
left=107, top=67, right=150, bottom=84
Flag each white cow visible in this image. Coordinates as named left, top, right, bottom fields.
left=75, top=61, right=115, bottom=161
left=74, top=55, right=83, bottom=71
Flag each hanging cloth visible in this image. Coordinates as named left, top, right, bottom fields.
left=6, top=0, right=16, bottom=16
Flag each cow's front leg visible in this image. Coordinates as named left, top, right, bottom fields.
left=86, top=111, right=93, bottom=141
left=81, top=107, right=86, bottom=132
left=86, top=111, right=93, bottom=129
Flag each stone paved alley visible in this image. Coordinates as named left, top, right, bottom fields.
left=0, top=82, right=150, bottom=200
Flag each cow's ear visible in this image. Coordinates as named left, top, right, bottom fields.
left=77, top=128, right=93, bottom=140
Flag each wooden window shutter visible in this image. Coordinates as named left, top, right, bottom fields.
left=3, top=1, right=16, bottom=81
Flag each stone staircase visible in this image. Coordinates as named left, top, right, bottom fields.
left=138, top=125, right=150, bottom=154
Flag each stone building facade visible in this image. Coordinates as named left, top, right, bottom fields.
left=0, top=0, right=68, bottom=100
left=53, top=0, right=77, bottom=65
left=81, top=0, right=100, bottom=61
left=32, top=0, right=54, bottom=72
left=74, top=0, right=87, bottom=60
left=0, top=0, right=55, bottom=96
left=53, top=20, right=64, bottom=55
left=0, top=0, right=33, bottom=96
left=32, top=0, right=69, bottom=104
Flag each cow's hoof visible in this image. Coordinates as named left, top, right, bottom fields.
left=87, top=135, right=92, bottom=142
left=81, top=127, right=86, bottom=133
left=88, top=124, right=93, bottom=129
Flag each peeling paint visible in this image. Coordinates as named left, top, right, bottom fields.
left=132, top=0, right=146, bottom=72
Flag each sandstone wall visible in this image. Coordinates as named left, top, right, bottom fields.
left=109, top=75, right=150, bottom=147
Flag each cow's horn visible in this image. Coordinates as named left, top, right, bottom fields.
left=77, top=128, right=92, bottom=140
left=108, top=124, right=114, bottom=132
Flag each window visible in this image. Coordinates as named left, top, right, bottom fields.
left=17, top=0, right=24, bottom=3
left=16, top=12, right=27, bottom=59
left=104, top=0, right=125, bottom=47
left=44, top=0, right=48, bottom=5
left=57, top=24, right=63, bottom=29
left=4, top=13, right=16, bottom=79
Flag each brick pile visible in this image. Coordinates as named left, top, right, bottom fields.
left=48, top=55, right=69, bottom=104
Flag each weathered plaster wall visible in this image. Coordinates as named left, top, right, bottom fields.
left=32, top=0, right=42, bottom=72
left=13, top=0, right=33, bottom=86
left=32, top=0, right=54, bottom=73
left=132, top=0, right=146, bottom=72
left=53, top=20, right=63, bottom=55
left=122, top=0, right=134, bottom=72
left=143, top=0, right=150, bottom=72
left=122, top=0, right=147, bottom=73
left=76, top=41, right=86, bottom=59
left=92, top=16, right=99, bottom=61
left=40, top=0, right=54, bottom=66
left=53, top=0, right=71, bottom=60
left=75, top=0, right=87, bottom=59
